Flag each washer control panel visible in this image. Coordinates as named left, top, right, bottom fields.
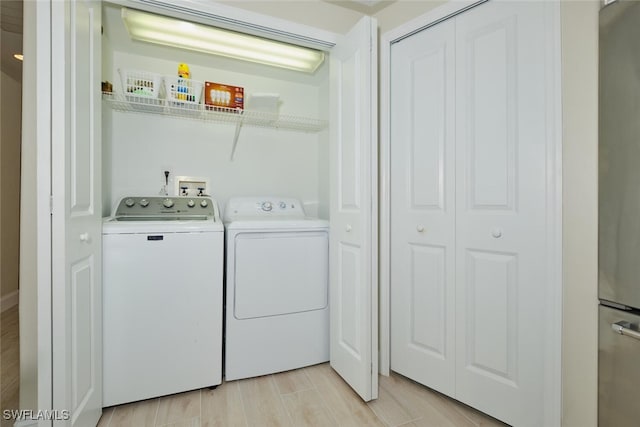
left=114, top=196, right=217, bottom=219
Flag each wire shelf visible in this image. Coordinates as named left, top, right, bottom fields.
left=102, top=92, right=328, bottom=133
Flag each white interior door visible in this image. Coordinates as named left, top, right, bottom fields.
left=329, top=16, right=378, bottom=402
left=390, top=17, right=456, bottom=398
left=51, top=1, right=102, bottom=425
left=454, top=2, right=548, bottom=425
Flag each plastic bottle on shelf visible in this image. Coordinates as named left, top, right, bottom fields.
left=177, top=63, right=190, bottom=101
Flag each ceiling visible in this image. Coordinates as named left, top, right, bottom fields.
left=323, top=0, right=397, bottom=15
left=1, top=0, right=23, bottom=81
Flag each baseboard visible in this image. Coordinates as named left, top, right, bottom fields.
left=1, top=290, right=19, bottom=312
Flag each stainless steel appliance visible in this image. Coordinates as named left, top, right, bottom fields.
left=599, top=1, right=640, bottom=425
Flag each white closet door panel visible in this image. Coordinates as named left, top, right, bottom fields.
left=455, top=2, right=548, bottom=426
left=330, top=16, right=378, bottom=402
left=390, top=18, right=456, bottom=396
left=51, top=1, right=103, bottom=425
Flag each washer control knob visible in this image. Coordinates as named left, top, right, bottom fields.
left=279, top=201, right=287, bottom=209
left=187, top=199, right=195, bottom=208
left=200, top=199, right=208, bottom=208
left=139, top=199, right=149, bottom=208
left=125, top=198, right=135, bottom=207
left=163, top=198, right=174, bottom=208
left=261, top=201, right=273, bottom=212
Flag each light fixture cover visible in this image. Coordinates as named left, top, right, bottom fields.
left=121, top=8, right=325, bottom=73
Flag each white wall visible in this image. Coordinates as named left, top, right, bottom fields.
left=561, top=1, right=599, bottom=426
left=104, top=50, right=328, bottom=217
left=317, top=72, right=330, bottom=220
left=102, top=30, right=114, bottom=216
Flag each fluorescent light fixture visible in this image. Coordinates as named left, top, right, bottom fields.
left=121, top=8, right=325, bottom=73
left=13, top=54, right=23, bottom=61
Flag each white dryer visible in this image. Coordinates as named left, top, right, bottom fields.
left=224, top=197, right=329, bottom=381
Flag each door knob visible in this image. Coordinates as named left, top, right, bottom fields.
left=79, top=233, right=90, bottom=243
left=346, top=225, right=352, bottom=232
left=491, top=228, right=503, bottom=238
left=416, top=225, right=425, bottom=233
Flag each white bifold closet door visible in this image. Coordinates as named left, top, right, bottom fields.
left=51, top=0, right=103, bottom=425
left=389, top=17, right=456, bottom=397
left=330, top=16, right=379, bottom=402
left=391, top=2, right=550, bottom=426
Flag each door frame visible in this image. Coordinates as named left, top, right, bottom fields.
left=379, top=1, right=563, bottom=425
left=24, top=1, right=54, bottom=425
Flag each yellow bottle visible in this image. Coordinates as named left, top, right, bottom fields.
left=177, top=63, right=190, bottom=101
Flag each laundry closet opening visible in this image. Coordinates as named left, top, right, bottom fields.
left=100, top=0, right=334, bottom=403
left=101, top=2, right=331, bottom=219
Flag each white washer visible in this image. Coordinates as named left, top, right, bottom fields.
left=102, top=196, right=224, bottom=407
left=224, top=197, right=329, bottom=381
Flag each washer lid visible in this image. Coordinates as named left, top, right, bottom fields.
left=102, top=218, right=224, bottom=234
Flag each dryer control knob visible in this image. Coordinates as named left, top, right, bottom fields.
left=163, top=198, right=174, bottom=208
left=187, top=199, right=195, bottom=208
left=200, top=199, right=208, bottom=208
left=125, top=198, right=135, bottom=207
left=139, top=199, right=149, bottom=207
left=261, top=201, right=273, bottom=212
left=279, top=202, right=287, bottom=209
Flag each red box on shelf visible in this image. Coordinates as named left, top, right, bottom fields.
left=204, top=82, right=244, bottom=111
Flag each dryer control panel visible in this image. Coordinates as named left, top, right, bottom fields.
left=225, top=197, right=305, bottom=220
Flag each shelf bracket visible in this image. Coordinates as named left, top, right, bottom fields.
left=230, top=116, right=245, bottom=161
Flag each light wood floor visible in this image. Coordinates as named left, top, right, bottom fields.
left=99, top=364, right=507, bottom=427
left=1, top=306, right=20, bottom=427
left=0, top=307, right=506, bottom=427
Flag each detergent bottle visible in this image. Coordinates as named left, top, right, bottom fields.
left=177, top=63, right=190, bottom=101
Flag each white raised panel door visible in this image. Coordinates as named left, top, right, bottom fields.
left=390, top=18, right=456, bottom=397
left=330, top=16, right=378, bottom=402
left=51, top=1, right=102, bottom=425
left=455, top=2, right=549, bottom=425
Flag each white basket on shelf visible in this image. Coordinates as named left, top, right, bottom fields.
left=119, top=69, right=163, bottom=99
left=164, top=77, right=204, bottom=106
left=118, top=69, right=164, bottom=113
